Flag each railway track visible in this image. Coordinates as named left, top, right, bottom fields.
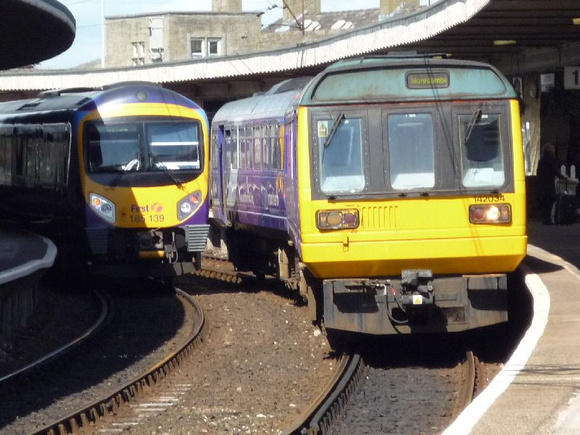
left=0, top=289, right=110, bottom=384
left=197, top=254, right=483, bottom=434
left=281, top=350, right=479, bottom=434
left=31, top=288, right=205, bottom=435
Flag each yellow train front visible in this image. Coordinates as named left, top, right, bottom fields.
left=293, top=56, right=527, bottom=334
left=81, top=83, right=210, bottom=277
left=0, top=82, right=210, bottom=278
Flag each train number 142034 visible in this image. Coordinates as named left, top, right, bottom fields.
left=474, top=194, right=505, bottom=203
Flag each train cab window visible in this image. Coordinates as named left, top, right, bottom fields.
left=86, top=123, right=141, bottom=172
left=147, top=122, right=201, bottom=171
left=387, top=113, right=435, bottom=190
left=317, top=117, right=364, bottom=195
left=459, top=112, right=505, bottom=187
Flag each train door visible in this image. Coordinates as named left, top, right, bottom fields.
left=210, top=125, right=227, bottom=224
left=285, top=113, right=300, bottom=245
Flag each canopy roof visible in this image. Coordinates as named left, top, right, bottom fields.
left=0, top=0, right=75, bottom=70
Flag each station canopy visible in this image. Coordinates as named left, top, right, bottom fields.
left=0, top=0, right=75, bottom=70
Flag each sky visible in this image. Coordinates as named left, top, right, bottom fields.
left=39, top=0, right=379, bottom=70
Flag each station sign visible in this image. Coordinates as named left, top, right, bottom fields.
left=564, top=66, right=580, bottom=90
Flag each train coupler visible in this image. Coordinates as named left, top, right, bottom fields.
left=399, top=269, right=434, bottom=307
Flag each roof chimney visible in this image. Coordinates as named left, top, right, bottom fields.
left=282, top=0, right=321, bottom=23
left=380, top=0, right=420, bottom=15
left=212, top=0, right=242, bottom=13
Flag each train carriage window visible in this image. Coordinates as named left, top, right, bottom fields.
left=147, top=122, right=201, bottom=171
left=42, top=124, right=70, bottom=187
left=263, top=125, right=271, bottom=169
left=272, top=125, right=281, bottom=170
left=242, top=127, right=251, bottom=170
left=223, top=128, right=231, bottom=169
left=317, top=117, right=364, bottom=195
left=232, top=127, right=239, bottom=169
left=387, top=113, right=435, bottom=190
left=212, top=128, right=220, bottom=170
left=0, top=128, right=12, bottom=185
left=459, top=112, right=505, bottom=187
left=253, top=126, right=262, bottom=169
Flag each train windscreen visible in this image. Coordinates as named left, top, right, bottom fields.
left=85, top=120, right=201, bottom=174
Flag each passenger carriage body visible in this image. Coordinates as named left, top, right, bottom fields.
left=211, top=56, right=527, bottom=334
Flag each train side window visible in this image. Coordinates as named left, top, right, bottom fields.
left=223, top=128, right=231, bottom=169
left=254, top=126, right=262, bottom=169
left=263, top=125, right=271, bottom=169
left=213, top=128, right=221, bottom=170
left=41, top=124, right=70, bottom=187
left=232, top=127, right=239, bottom=169
left=272, top=125, right=281, bottom=170
left=0, top=128, right=11, bottom=185
left=387, top=113, right=435, bottom=190
left=459, top=113, right=505, bottom=187
left=317, top=117, right=365, bottom=195
left=242, top=127, right=251, bottom=170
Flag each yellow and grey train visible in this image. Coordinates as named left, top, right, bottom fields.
left=210, top=55, right=527, bottom=335
left=0, top=82, right=210, bottom=278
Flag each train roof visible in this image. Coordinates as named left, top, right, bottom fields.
left=299, top=54, right=517, bottom=104
left=0, top=82, right=202, bottom=119
left=212, top=55, right=516, bottom=126
left=212, top=77, right=311, bottom=125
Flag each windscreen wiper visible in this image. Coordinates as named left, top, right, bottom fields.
left=150, top=155, right=185, bottom=190
left=463, top=108, right=482, bottom=146
left=323, top=113, right=345, bottom=149
left=110, top=151, right=141, bottom=186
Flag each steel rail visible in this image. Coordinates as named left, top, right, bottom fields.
left=459, top=350, right=477, bottom=410
left=0, top=289, right=110, bottom=383
left=32, top=288, right=205, bottom=435
left=281, top=352, right=366, bottom=435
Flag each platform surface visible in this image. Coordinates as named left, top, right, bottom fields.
left=0, top=228, right=56, bottom=285
left=445, top=217, right=580, bottom=434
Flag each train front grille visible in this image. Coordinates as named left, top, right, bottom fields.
left=185, top=224, right=210, bottom=252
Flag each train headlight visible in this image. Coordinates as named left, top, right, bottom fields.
left=90, top=193, right=116, bottom=223
left=178, top=191, right=202, bottom=221
left=469, top=204, right=511, bottom=224
left=316, top=209, right=359, bottom=230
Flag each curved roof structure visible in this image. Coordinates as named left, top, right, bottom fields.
left=0, top=0, right=75, bottom=71
left=0, top=0, right=579, bottom=92
left=0, top=0, right=491, bottom=91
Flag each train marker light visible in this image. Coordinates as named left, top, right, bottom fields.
left=178, top=191, right=202, bottom=221
left=469, top=204, right=511, bottom=224
left=89, top=193, right=116, bottom=223
left=316, top=209, right=359, bottom=230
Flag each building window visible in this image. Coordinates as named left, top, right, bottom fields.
left=208, top=38, right=221, bottom=56
left=131, top=41, right=145, bottom=65
left=191, top=38, right=204, bottom=58
left=190, top=37, right=222, bottom=59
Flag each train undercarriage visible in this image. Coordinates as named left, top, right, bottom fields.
left=210, top=223, right=509, bottom=335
